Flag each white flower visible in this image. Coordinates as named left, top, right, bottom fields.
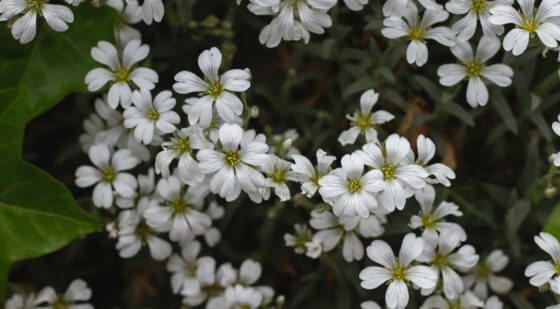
left=381, top=3, right=455, bottom=66
left=198, top=123, right=270, bottom=202
left=553, top=113, right=560, bottom=137
left=262, top=156, right=297, bottom=201
left=446, top=0, right=511, bottom=40
left=166, top=240, right=216, bottom=296
left=359, top=134, right=429, bottom=212
left=80, top=96, right=126, bottom=150
left=106, top=0, right=142, bottom=47
left=464, top=249, right=513, bottom=300
left=310, top=210, right=385, bottom=262
left=345, top=0, right=369, bottom=10
left=248, top=0, right=336, bottom=48
left=116, top=197, right=172, bottom=261
left=85, top=39, right=158, bottom=109
left=284, top=224, right=313, bottom=254
left=417, top=233, right=479, bottom=299
left=173, top=47, right=250, bottom=127
left=305, top=239, right=322, bottom=258
left=338, top=89, right=394, bottom=146
left=79, top=98, right=111, bottom=153
left=268, top=128, right=300, bottom=157
left=34, top=279, right=93, bottom=309
left=406, top=135, right=456, bottom=186
left=290, top=149, right=336, bottom=198
left=75, top=144, right=139, bottom=208
left=410, top=185, right=466, bottom=245
left=155, top=126, right=212, bottom=185
left=483, top=296, right=504, bottom=309
left=489, top=0, right=560, bottom=55
left=0, top=0, right=73, bottom=44
left=214, top=260, right=275, bottom=306
left=144, top=176, right=212, bottom=242
left=525, top=232, right=560, bottom=286
left=123, top=89, right=180, bottom=144
left=359, top=233, right=438, bottom=309
left=437, top=36, right=513, bottom=107
left=421, top=291, right=484, bottom=309
left=133, top=0, right=164, bottom=24
left=319, top=153, right=383, bottom=218
left=552, top=276, right=560, bottom=294
left=224, top=285, right=262, bottom=309
left=361, top=301, right=382, bottom=309
left=115, top=168, right=156, bottom=209
left=5, top=293, right=38, bottom=309
left=197, top=201, right=225, bottom=247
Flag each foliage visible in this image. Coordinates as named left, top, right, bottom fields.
left=0, top=3, right=118, bottom=299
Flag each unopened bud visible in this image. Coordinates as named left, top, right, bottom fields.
left=276, top=295, right=285, bottom=307
left=282, top=138, right=293, bottom=150
left=549, top=154, right=557, bottom=164
left=249, top=106, right=259, bottom=118
left=244, top=68, right=252, bottom=79
left=546, top=186, right=557, bottom=198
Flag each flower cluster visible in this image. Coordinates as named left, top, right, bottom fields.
left=5, top=279, right=93, bottom=309
left=8, top=0, right=560, bottom=306
left=0, top=0, right=164, bottom=44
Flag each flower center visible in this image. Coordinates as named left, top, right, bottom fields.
left=170, top=199, right=191, bottom=216
left=475, top=264, right=490, bottom=278
left=432, top=252, right=448, bottom=269
left=470, top=0, right=486, bottom=14
left=449, top=301, right=462, bottom=309
left=519, top=13, right=539, bottom=36
left=27, top=0, right=44, bottom=11
left=296, top=233, right=312, bottom=248
left=224, top=151, right=241, bottom=167
left=187, top=263, right=198, bottom=277
left=206, top=79, right=223, bottom=97
left=135, top=220, right=151, bottom=240
left=408, top=26, right=426, bottom=42
left=466, top=61, right=482, bottom=77
left=51, top=297, right=68, bottom=309
left=355, top=114, right=372, bottom=131
left=270, top=167, right=287, bottom=184
left=348, top=179, right=362, bottom=194
left=391, top=264, right=407, bottom=281
left=311, top=172, right=322, bottom=188
left=381, top=163, right=397, bottom=180
left=555, top=262, right=560, bottom=274
left=239, top=306, right=252, bottom=309
left=114, top=65, right=130, bottom=82
left=421, top=214, right=437, bottom=229
left=102, top=169, right=116, bottom=182
left=170, top=134, right=191, bottom=155
left=148, top=108, right=160, bottom=121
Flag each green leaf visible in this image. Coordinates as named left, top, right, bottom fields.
left=528, top=112, right=552, bottom=142
left=492, top=92, right=518, bottom=134
left=544, top=202, right=560, bottom=240
left=440, top=101, right=474, bottom=126
left=0, top=88, right=102, bottom=298
left=414, top=75, right=441, bottom=103
left=508, top=292, right=536, bottom=309
left=505, top=199, right=531, bottom=256
left=342, top=76, right=375, bottom=98
left=0, top=4, right=117, bottom=298
left=0, top=3, right=118, bottom=118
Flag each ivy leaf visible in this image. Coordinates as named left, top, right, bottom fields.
left=544, top=202, right=560, bottom=240
left=0, top=88, right=102, bottom=298
left=0, top=4, right=118, bottom=298
left=0, top=3, right=118, bottom=118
